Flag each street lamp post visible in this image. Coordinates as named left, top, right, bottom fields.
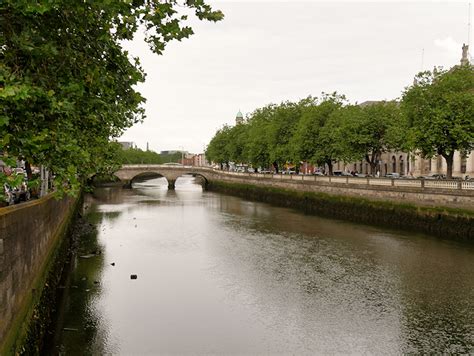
left=179, top=146, right=184, bottom=165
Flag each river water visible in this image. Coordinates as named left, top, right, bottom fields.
left=49, top=176, right=474, bottom=354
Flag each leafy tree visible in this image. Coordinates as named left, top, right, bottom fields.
left=402, top=65, right=474, bottom=178
left=317, top=105, right=357, bottom=174
left=290, top=93, right=345, bottom=173
left=226, top=123, right=248, bottom=164
left=1, top=0, right=223, bottom=196
left=266, top=98, right=315, bottom=172
left=205, top=125, right=232, bottom=168
left=339, top=101, right=406, bottom=175
left=244, top=105, right=274, bottom=170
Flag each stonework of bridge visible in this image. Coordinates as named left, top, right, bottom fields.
left=114, top=164, right=215, bottom=189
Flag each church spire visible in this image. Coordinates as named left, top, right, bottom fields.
left=235, top=109, right=243, bottom=125
left=461, top=43, right=470, bottom=65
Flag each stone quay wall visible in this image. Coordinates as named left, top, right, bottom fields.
left=209, top=172, right=474, bottom=211
left=0, top=194, right=76, bottom=353
left=207, top=174, right=474, bottom=240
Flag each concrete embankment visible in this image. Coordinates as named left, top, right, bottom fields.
left=0, top=194, right=78, bottom=355
left=207, top=179, right=474, bottom=240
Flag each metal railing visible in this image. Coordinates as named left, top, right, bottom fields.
left=213, top=170, right=474, bottom=191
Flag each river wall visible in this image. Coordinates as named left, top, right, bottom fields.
left=0, top=194, right=78, bottom=355
left=207, top=176, right=474, bottom=240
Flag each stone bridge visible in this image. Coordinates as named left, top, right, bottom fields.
left=114, top=164, right=216, bottom=189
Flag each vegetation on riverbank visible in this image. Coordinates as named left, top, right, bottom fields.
left=118, top=146, right=182, bottom=165
left=1, top=1, right=223, bottom=197
left=208, top=180, right=474, bottom=240
left=206, top=65, right=474, bottom=178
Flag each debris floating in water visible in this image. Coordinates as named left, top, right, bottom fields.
left=130, top=274, right=138, bottom=280
left=111, top=262, right=115, bottom=266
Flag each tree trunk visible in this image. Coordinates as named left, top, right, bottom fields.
left=327, top=160, right=333, bottom=175
left=443, top=152, right=454, bottom=179
left=25, top=161, right=32, bottom=180
left=272, top=161, right=279, bottom=173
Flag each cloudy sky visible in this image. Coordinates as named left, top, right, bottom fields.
left=120, top=1, right=472, bottom=153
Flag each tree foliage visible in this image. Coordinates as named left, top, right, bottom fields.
left=290, top=93, right=345, bottom=173
left=337, top=101, right=405, bottom=174
left=205, top=125, right=232, bottom=168
left=402, top=65, right=474, bottom=178
left=0, top=0, right=223, bottom=195
left=118, top=146, right=181, bottom=165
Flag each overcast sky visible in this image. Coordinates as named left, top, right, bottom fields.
left=120, top=1, right=472, bottom=153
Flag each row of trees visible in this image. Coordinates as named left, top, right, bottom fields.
left=117, top=146, right=182, bottom=165
left=1, top=0, right=223, bottom=196
left=206, top=65, right=474, bottom=178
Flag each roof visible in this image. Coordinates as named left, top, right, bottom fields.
left=358, top=100, right=380, bottom=107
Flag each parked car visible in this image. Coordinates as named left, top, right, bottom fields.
left=333, top=170, right=351, bottom=176
left=419, top=173, right=446, bottom=180
left=313, top=171, right=324, bottom=176
left=385, top=173, right=400, bottom=179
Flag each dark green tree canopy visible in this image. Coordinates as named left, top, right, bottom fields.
left=205, top=124, right=232, bottom=166
left=336, top=101, right=405, bottom=173
left=1, top=0, right=223, bottom=194
left=290, top=93, right=345, bottom=170
left=402, top=65, right=474, bottom=177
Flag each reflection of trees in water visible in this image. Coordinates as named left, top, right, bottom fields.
left=90, top=187, right=127, bottom=205
left=210, top=194, right=474, bottom=352
left=209, top=195, right=402, bottom=349
left=53, top=207, right=118, bottom=354
left=396, top=245, right=474, bottom=353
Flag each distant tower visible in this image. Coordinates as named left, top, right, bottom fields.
left=461, top=43, right=470, bottom=65
left=146, top=142, right=149, bottom=151
left=235, top=110, right=244, bottom=125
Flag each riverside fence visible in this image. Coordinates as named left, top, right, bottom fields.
left=214, top=170, right=474, bottom=191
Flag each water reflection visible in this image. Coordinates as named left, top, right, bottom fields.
left=50, top=176, right=474, bottom=354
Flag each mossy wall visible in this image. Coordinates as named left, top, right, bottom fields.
left=0, top=194, right=79, bottom=355
left=208, top=181, right=474, bottom=240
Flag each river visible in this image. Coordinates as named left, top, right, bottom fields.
left=48, top=176, right=474, bottom=354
